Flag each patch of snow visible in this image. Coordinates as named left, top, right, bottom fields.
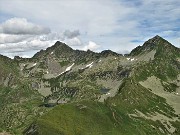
left=33, top=63, right=37, bottom=66
left=86, top=62, right=93, bottom=68
left=176, top=92, right=179, bottom=95
left=98, top=59, right=101, bottom=62
left=106, top=92, right=110, bottom=95
left=58, top=63, right=75, bottom=76
left=58, top=71, right=65, bottom=76
left=127, top=58, right=130, bottom=60
left=131, top=58, right=134, bottom=61
left=79, top=67, right=84, bottom=70
left=46, top=71, right=49, bottom=74
left=65, top=63, right=75, bottom=72
left=114, top=57, right=117, bottom=60
left=51, top=51, right=54, bottom=54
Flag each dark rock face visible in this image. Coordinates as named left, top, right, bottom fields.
left=118, top=69, right=131, bottom=78
left=23, top=124, right=38, bottom=135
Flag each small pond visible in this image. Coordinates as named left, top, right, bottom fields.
left=100, top=88, right=110, bottom=94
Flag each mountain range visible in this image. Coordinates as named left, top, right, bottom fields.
left=0, top=35, right=180, bottom=135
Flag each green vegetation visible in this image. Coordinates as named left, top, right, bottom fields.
left=27, top=78, right=179, bottom=135
left=31, top=100, right=169, bottom=135
left=59, top=60, right=70, bottom=67
left=35, top=101, right=118, bottom=135
left=0, top=36, right=180, bottom=135
left=171, top=121, right=180, bottom=135
left=0, top=82, right=48, bottom=134
left=0, top=55, right=19, bottom=74
left=107, top=79, right=176, bottom=116
left=134, top=56, right=179, bottom=82
left=162, top=82, right=178, bottom=92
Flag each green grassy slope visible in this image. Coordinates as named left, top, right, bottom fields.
left=0, top=82, right=47, bottom=135
left=28, top=78, right=180, bottom=135
left=0, top=55, right=48, bottom=134
left=34, top=101, right=118, bottom=135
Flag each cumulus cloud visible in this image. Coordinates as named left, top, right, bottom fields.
left=0, top=34, right=32, bottom=44
left=39, top=32, right=63, bottom=41
left=0, top=18, right=81, bottom=57
left=0, top=18, right=84, bottom=58
left=0, top=39, right=57, bottom=56
left=83, top=41, right=100, bottom=51
left=0, top=19, right=84, bottom=58
left=64, top=37, right=82, bottom=46
left=0, top=0, right=179, bottom=57
left=0, top=0, right=123, bottom=36
left=0, top=18, right=50, bottom=35
left=0, top=36, right=90, bottom=58
left=0, top=32, right=64, bottom=45
left=63, top=30, right=80, bottom=39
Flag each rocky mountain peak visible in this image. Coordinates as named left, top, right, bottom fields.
left=151, top=35, right=161, bottom=40
left=129, top=35, right=175, bottom=56
left=52, top=41, right=73, bottom=51
left=145, top=35, right=166, bottom=45
left=32, top=41, right=74, bottom=59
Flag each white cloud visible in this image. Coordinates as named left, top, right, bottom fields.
left=0, top=33, right=33, bottom=44
left=0, top=0, right=179, bottom=58
left=0, top=0, right=125, bottom=36
left=0, top=39, right=57, bottom=57
left=26, top=39, right=55, bottom=50
left=1, top=51, right=37, bottom=59
left=0, top=18, right=50, bottom=35
left=83, top=41, right=100, bottom=51
left=0, top=17, right=84, bottom=57
left=64, top=37, right=82, bottom=46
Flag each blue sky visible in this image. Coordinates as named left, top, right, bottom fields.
left=0, top=0, right=180, bottom=58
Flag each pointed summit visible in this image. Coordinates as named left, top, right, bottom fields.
left=149, top=35, right=165, bottom=44
left=50, top=41, right=73, bottom=52
left=145, top=35, right=168, bottom=45
left=129, top=35, right=176, bottom=56
left=32, top=41, right=74, bottom=59
left=152, top=35, right=161, bottom=39
left=54, top=41, right=62, bottom=45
